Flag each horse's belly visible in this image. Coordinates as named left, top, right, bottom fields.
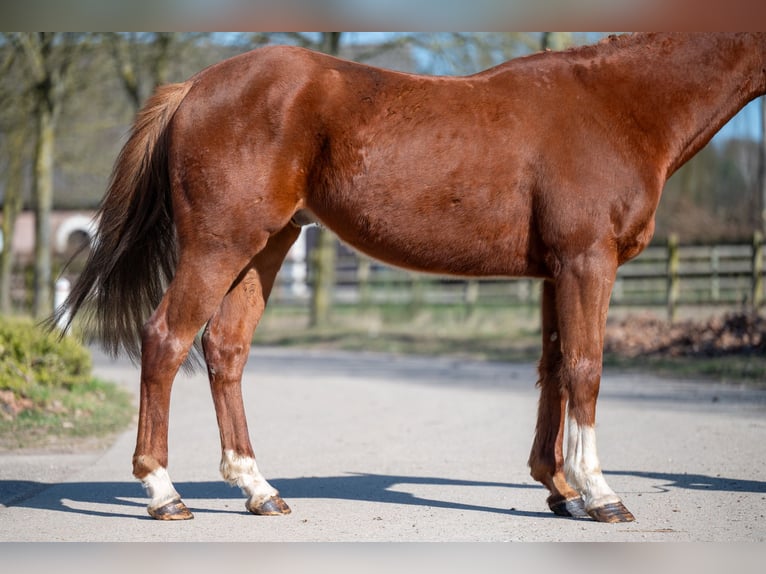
left=306, top=201, right=541, bottom=278
left=304, top=134, right=542, bottom=277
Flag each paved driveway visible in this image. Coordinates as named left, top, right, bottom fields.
left=1, top=346, right=764, bottom=541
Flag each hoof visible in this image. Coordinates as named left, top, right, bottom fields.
left=549, top=496, right=589, bottom=519
left=588, top=501, right=635, bottom=523
left=148, top=497, right=194, bottom=521
left=247, top=494, right=291, bottom=516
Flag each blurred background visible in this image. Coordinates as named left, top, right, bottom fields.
left=1, top=32, right=765, bottom=356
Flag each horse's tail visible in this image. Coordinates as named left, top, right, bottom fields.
left=54, top=81, right=193, bottom=363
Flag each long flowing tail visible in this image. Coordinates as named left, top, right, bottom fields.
left=54, top=82, right=193, bottom=363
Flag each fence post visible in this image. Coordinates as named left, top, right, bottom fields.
left=357, top=255, right=371, bottom=308
left=409, top=274, right=425, bottom=315
left=752, top=231, right=763, bottom=310
left=284, top=227, right=308, bottom=298
left=464, top=279, right=479, bottom=319
left=667, top=233, right=680, bottom=323
left=54, top=277, right=70, bottom=330
left=709, top=245, right=719, bottom=302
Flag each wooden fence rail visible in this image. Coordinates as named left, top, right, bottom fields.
left=272, top=233, right=766, bottom=320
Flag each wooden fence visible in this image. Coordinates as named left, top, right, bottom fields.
left=613, top=233, right=763, bottom=320
left=270, top=233, right=766, bottom=320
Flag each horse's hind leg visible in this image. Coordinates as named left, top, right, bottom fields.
left=202, top=225, right=300, bottom=516
left=528, top=280, right=589, bottom=519
left=134, top=241, right=270, bottom=520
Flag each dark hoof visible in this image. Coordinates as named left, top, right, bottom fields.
left=148, top=497, right=194, bottom=520
left=588, top=501, right=635, bottom=523
left=247, top=495, right=291, bottom=516
left=549, top=496, right=590, bottom=519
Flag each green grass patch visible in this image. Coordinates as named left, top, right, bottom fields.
left=0, top=377, right=133, bottom=450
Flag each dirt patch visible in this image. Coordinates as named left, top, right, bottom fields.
left=0, top=390, right=34, bottom=421
left=605, top=311, right=766, bottom=358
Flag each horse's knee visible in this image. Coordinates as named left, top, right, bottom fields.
left=558, top=356, right=601, bottom=420
left=560, top=356, right=601, bottom=383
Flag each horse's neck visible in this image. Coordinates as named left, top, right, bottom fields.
left=610, top=33, right=766, bottom=177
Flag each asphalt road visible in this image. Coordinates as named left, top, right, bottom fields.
left=1, top=346, right=765, bottom=542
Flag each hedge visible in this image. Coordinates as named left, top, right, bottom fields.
left=0, top=316, right=92, bottom=395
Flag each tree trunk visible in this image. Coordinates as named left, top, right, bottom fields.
left=107, top=32, right=142, bottom=110
left=32, top=104, right=55, bottom=318
left=106, top=32, right=178, bottom=113
left=309, top=226, right=336, bottom=328
left=761, top=95, right=766, bottom=235
left=12, top=32, right=78, bottom=318
left=151, top=32, right=175, bottom=88
left=0, top=131, right=25, bottom=314
left=540, top=32, right=551, bottom=50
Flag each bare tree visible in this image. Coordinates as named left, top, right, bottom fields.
left=760, top=96, right=766, bottom=234
left=409, top=33, right=548, bottom=75
left=0, top=130, right=26, bottom=314
left=540, top=32, right=575, bottom=51
left=0, top=43, right=26, bottom=313
left=8, top=33, right=85, bottom=318
left=105, top=32, right=195, bottom=111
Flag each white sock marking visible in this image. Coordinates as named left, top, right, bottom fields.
left=565, top=416, right=620, bottom=509
left=142, top=467, right=180, bottom=509
left=220, top=450, right=278, bottom=506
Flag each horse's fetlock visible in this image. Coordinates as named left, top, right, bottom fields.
left=133, top=454, right=162, bottom=479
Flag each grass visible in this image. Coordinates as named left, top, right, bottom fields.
left=0, top=315, right=135, bottom=451
left=256, top=303, right=766, bottom=387
left=255, top=303, right=543, bottom=361
left=0, top=377, right=134, bottom=451
left=602, top=353, right=766, bottom=388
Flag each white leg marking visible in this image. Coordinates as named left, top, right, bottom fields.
left=220, top=450, right=278, bottom=507
left=142, top=467, right=180, bottom=509
left=565, top=416, right=620, bottom=510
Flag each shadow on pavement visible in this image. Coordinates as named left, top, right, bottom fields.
left=605, top=469, right=766, bottom=494
left=0, top=474, right=530, bottom=518
left=1, top=469, right=764, bottom=519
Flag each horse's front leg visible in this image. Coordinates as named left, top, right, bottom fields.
left=555, top=251, right=634, bottom=522
left=528, top=281, right=589, bottom=519
left=202, top=225, right=299, bottom=516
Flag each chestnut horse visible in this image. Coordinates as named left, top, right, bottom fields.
left=58, top=33, right=766, bottom=523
